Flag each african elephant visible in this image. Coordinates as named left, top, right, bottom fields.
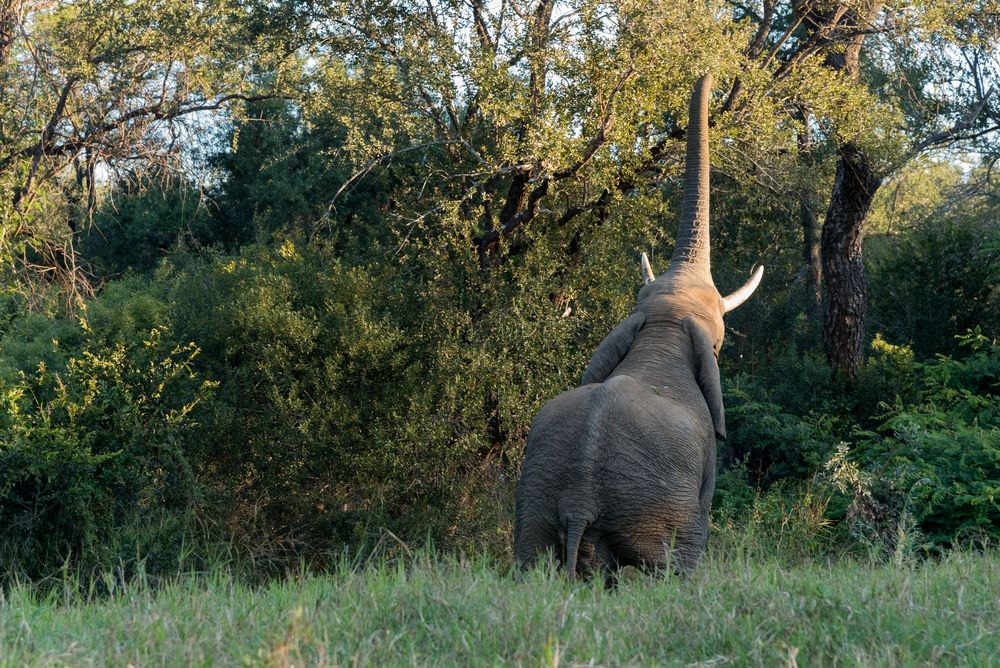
left=513, top=73, right=763, bottom=578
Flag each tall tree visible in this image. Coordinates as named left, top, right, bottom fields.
left=814, top=1, right=886, bottom=377
left=0, top=0, right=291, bottom=303
left=312, top=0, right=867, bottom=286
left=727, top=0, right=1000, bottom=375
left=815, top=3, right=999, bottom=375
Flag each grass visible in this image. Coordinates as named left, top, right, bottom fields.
left=1, top=547, right=999, bottom=667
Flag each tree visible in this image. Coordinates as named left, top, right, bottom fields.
left=0, top=0, right=292, bottom=303
left=733, top=0, right=1000, bottom=375
left=309, top=1, right=872, bottom=286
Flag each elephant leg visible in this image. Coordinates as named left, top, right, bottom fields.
left=574, top=534, right=597, bottom=578
left=614, top=525, right=704, bottom=575
left=591, top=536, right=621, bottom=589
left=574, top=528, right=616, bottom=582
left=695, top=447, right=717, bottom=555
left=513, top=517, right=561, bottom=570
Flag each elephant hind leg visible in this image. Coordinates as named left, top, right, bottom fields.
left=611, top=525, right=704, bottom=576
left=513, top=519, right=560, bottom=571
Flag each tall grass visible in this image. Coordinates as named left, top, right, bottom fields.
left=2, top=545, right=998, bottom=667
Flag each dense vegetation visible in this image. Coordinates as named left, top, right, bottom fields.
left=1, top=0, right=999, bottom=587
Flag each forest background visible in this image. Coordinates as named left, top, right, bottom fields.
left=1, top=0, right=1000, bottom=580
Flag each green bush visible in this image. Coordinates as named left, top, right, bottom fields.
left=855, top=334, right=918, bottom=415
left=77, top=177, right=217, bottom=278
left=143, top=237, right=616, bottom=556
left=8, top=204, right=999, bottom=573
left=722, top=392, right=843, bottom=486
left=857, top=332, right=1000, bottom=545
left=158, top=242, right=427, bottom=549
left=721, top=351, right=849, bottom=488
left=867, top=217, right=1000, bottom=357
left=0, top=323, right=214, bottom=578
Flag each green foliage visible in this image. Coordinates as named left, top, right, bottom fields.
left=713, top=481, right=845, bottom=562
left=723, top=393, right=844, bottom=486
left=856, top=334, right=918, bottom=409
left=0, top=0, right=294, bottom=295
left=717, top=334, right=1000, bottom=548
left=209, top=98, right=358, bottom=245
left=720, top=351, right=849, bottom=488
left=145, top=231, right=635, bottom=554
left=858, top=333, right=1000, bottom=545
left=867, top=176, right=1000, bottom=357
left=0, top=320, right=214, bottom=578
left=77, top=177, right=216, bottom=278
left=0, top=311, right=82, bottom=381
left=3, top=0, right=999, bottom=578
left=158, top=242, right=428, bottom=546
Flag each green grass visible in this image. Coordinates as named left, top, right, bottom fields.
left=2, top=549, right=999, bottom=667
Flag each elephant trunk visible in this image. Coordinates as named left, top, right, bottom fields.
left=669, top=73, right=714, bottom=284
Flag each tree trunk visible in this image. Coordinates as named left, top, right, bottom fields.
left=0, top=1, right=18, bottom=67
left=800, top=192, right=822, bottom=331
left=796, top=110, right=822, bottom=334
left=813, top=1, right=884, bottom=376
left=820, top=142, right=881, bottom=376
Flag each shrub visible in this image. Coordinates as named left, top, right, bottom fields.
left=855, top=334, right=918, bottom=415
left=857, top=332, right=1000, bottom=545
left=867, top=217, right=1000, bottom=357
left=722, top=354, right=848, bottom=487
left=0, top=322, right=214, bottom=578
left=144, top=238, right=611, bottom=555
left=77, top=177, right=216, bottom=278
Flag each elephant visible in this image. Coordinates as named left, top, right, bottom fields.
left=513, top=73, right=763, bottom=579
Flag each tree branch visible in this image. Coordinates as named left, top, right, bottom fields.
left=1, top=93, right=285, bottom=174
left=911, top=85, right=996, bottom=155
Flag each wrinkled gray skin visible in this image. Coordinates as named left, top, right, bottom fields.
left=514, top=73, right=763, bottom=579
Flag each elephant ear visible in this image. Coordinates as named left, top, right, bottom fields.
left=683, top=317, right=726, bottom=440
left=580, top=311, right=645, bottom=385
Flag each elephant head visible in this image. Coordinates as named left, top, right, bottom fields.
left=514, top=73, right=763, bottom=579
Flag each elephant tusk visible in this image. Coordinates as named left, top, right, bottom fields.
left=722, top=265, right=764, bottom=313
left=640, top=252, right=656, bottom=285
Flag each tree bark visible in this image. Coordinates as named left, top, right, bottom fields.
left=800, top=192, right=822, bottom=327
left=796, top=110, right=822, bottom=333
left=820, top=142, right=881, bottom=376
left=813, top=1, right=884, bottom=376
left=0, top=1, right=19, bottom=67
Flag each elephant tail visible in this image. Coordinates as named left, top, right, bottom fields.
left=564, top=516, right=588, bottom=580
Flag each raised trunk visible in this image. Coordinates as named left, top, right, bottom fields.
left=669, top=73, right=713, bottom=282
left=821, top=143, right=881, bottom=377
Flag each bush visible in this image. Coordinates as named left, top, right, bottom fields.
left=8, top=203, right=998, bottom=574
left=0, top=322, right=214, bottom=578
left=857, top=332, right=1000, bottom=545
left=144, top=238, right=618, bottom=556
left=77, top=177, right=217, bottom=278
left=855, top=334, right=918, bottom=416
left=157, top=242, right=428, bottom=550
left=867, top=216, right=1000, bottom=357
left=721, top=351, right=850, bottom=488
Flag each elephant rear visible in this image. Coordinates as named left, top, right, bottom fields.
left=514, top=374, right=715, bottom=575
left=514, top=383, right=600, bottom=570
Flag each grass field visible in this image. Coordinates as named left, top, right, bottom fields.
left=2, top=548, right=999, bottom=667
